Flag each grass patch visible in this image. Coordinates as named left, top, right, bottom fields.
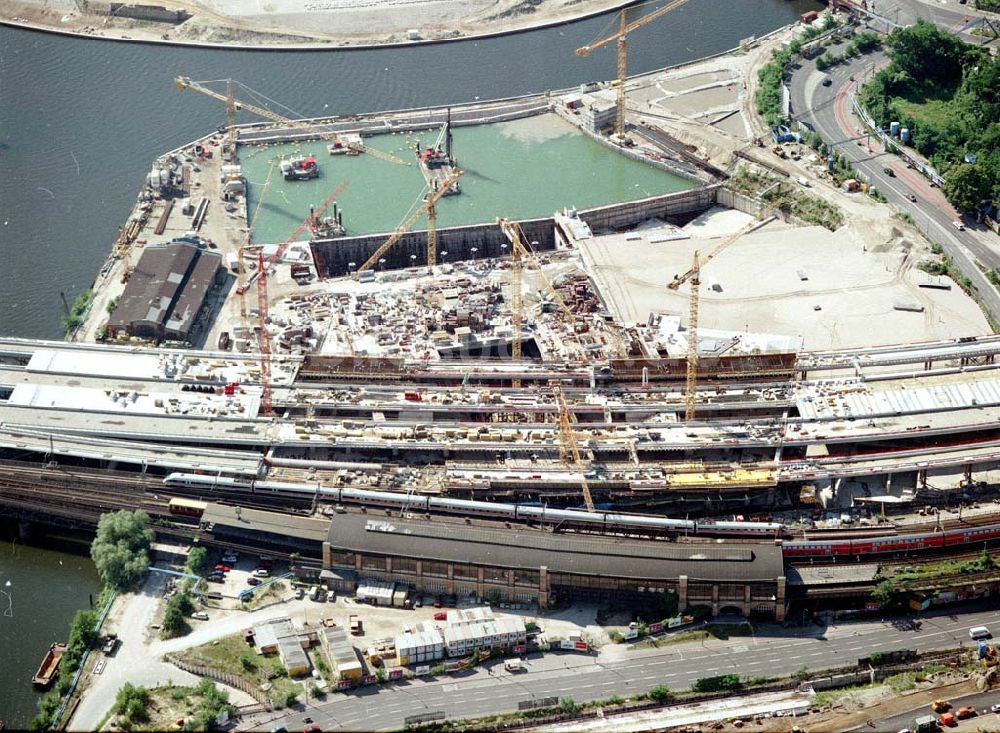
left=891, top=98, right=958, bottom=129
left=171, top=632, right=304, bottom=707
left=117, top=683, right=234, bottom=732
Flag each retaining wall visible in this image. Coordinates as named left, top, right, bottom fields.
left=311, top=186, right=719, bottom=278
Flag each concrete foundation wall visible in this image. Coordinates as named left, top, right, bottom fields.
left=311, top=218, right=554, bottom=278
left=311, top=186, right=720, bottom=279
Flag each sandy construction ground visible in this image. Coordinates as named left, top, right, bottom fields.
left=579, top=211, right=991, bottom=352
left=2, top=0, right=633, bottom=47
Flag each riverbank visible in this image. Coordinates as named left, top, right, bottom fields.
left=1, top=0, right=643, bottom=50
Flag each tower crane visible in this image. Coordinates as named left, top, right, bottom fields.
left=239, top=161, right=276, bottom=321
left=684, top=250, right=700, bottom=422
left=551, top=379, right=596, bottom=512
left=575, top=0, right=693, bottom=138
left=354, top=170, right=464, bottom=276
left=666, top=212, right=776, bottom=291
left=174, top=77, right=408, bottom=166
left=257, top=248, right=274, bottom=417
left=497, top=217, right=587, bottom=369
left=237, top=179, right=347, bottom=296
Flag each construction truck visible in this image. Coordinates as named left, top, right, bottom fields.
left=932, top=699, right=951, bottom=713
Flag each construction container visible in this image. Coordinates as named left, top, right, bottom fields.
left=890, top=121, right=900, bottom=137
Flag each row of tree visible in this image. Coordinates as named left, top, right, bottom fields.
left=860, top=20, right=1000, bottom=211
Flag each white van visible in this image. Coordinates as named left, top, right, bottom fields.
left=969, top=626, right=991, bottom=639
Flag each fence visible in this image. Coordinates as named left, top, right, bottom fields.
left=166, top=655, right=273, bottom=709
left=54, top=590, right=117, bottom=729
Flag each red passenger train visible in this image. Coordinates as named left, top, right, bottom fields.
left=782, top=523, right=1000, bottom=559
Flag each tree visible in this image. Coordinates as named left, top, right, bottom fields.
left=647, top=684, right=672, bottom=702
left=186, top=547, right=209, bottom=576
left=944, top=164, right=990, bottom=211
left=90, top=510, right=153, bottom=590
left=872, top=579, right=897, bottom=607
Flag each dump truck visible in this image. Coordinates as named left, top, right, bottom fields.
left=350, top=614, right=362, bottom=635
left=938, top=712, right=956, bottom=727
left=932, top=699, right=951, bottom=713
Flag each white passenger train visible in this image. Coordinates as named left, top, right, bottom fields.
left=163, top=472, right=785, bottom=538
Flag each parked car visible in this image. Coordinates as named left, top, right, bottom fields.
left=433, top=611, right=447, bottom=621
left=214, top=564, right=231, bottom=573
left=295, top=588, right=305, bottom=600
left=953, top=220, right=965, bottom=231
left=433, top=596, right=443, bottom=608
left=207, top=575, right=224, bottom=584
left=221, top=553, right=238, bottom=564
left=328, top=591, right=337, bottom=603
left=247, top=577, right=262, bottom=586
left=991, top=703, right=1000, bottom=713
left=957, top=707, right=976, bottom=720
left=907, top=193, right=917, bottom=202
left=191, top=611, right=209, bottom=621
left=254, top=568, right=271, bottom=578
left=414, top=597, right=422, bottom=608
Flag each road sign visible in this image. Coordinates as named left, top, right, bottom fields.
left=362, top=674, right=377, bottom=685
left=389, top=669, right=403, bottom=680
left=415, top=665, right=430, bottom=676
left=518, top=696, right=559, bottom=711
left=403, top=711, right=446, bottom=726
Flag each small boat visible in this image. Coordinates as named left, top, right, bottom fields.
left=32, top=642, right=68, bottom=689
left=279, top=155, right=319, bottom=181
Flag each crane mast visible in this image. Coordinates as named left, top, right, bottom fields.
left=575, top=0, right=693, bottom=138
left=684, top=250, right=700, bottom=422
left=257, top=249, right=273, bottom=417
left=552, top=379, right=596, bottom=512
left=174, top=76, right=407, bottom=166
left=354, top=170, right=463, bottom=276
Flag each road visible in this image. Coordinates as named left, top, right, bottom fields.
left=787, top=30, right=1000, bottom=323
left=245, top=606, right=1000, bottom=732
left=872, top=690, right=1000, bottom=732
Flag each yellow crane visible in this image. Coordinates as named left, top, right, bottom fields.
left=551, top=379, right=596, bottom=512
left=354, top=170, right=464, bottom=276
left=666, top=212, right=775, bottom=291
left=497, top=217, right=586, bottom=368
left=684, top=250, right=700, bottom=422
left=174, top=76, right=408, bottom=166
left=575, top=0, right=693, bottom=138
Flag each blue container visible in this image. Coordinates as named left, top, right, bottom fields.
left=901, top=127, right=911, bottom=144
left=889, top=121, right=900, bottom=137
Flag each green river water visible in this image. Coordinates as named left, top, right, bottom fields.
left=239, top=113, right=694, bottom=244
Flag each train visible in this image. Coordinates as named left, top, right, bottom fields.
left=783, top=523, right=1000, bottom=558
left=162, top=472, right=785, bottom=538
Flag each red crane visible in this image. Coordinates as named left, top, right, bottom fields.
left=237, top=179, right=347, bottom=296
left=256, top=249, right=274, bottom=416
left=251, top=179, right=346, bottom=416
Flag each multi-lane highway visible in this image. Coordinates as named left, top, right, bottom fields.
left=244, top=606, right=1000, bottom=731
left=788, top=5, right=1000, bottom=322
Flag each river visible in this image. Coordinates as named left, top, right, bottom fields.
left=0, top=524, right=102, bottom=729
left=0, top=0, right=820, bottom=725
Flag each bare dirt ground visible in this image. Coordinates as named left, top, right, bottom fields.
left=2, top=0, right=631, bottom=48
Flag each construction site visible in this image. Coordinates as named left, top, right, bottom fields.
left=12, top=2, right=1000, bottom=637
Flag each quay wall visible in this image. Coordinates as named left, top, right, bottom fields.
left=311, top=186, right=718, bottom=278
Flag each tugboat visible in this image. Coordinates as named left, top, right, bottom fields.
left=279, top=155, right=319, bottom=181
left=309, top=201, right=347, bottom=239
left=415, top=108, right=461, bottom=196
left=32, top=642, right=68, bottom=689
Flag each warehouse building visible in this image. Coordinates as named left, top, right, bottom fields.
left=321, top=625, right=363, bottom=682
left=442, top=608, right=526, bottom=658
left=106, top=237, right=222, bottom=343
left=394, top=622, right=445, bottom=666
left=252, top=618, right=312, bottom=677
left=321, top=512, right=786, bottom=619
